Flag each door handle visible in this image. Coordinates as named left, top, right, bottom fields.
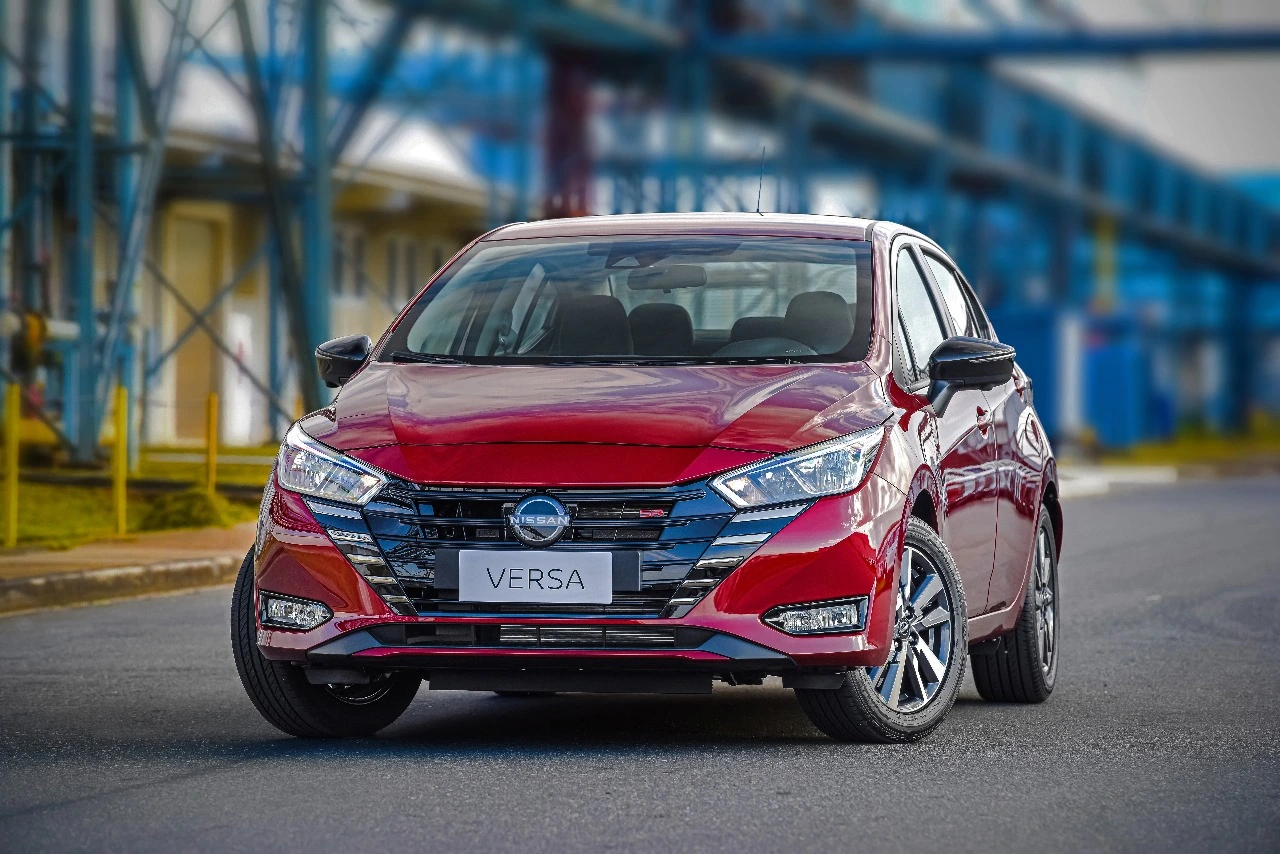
left=976, top=407, right=993, bottom=433
left=1013, top=372, right=1029, bottom=401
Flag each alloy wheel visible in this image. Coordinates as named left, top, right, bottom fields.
left=867, top=545, right=954, bottom=713
left=1032, top=529, right=1056, bottom=675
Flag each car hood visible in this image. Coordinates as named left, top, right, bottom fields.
left=300, top=362, right=890, bottom=487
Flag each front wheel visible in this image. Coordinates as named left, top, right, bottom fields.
left=970, top=508, right=1058, bottom=703
left=795, top=517, right=968, bottom=743
left=230, top=550, right=420, bottom=738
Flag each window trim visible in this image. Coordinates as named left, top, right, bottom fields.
left=891, top=239, right=955, bottom=394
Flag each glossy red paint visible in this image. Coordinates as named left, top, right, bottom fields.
left=350, top=442, right=764, bottom=489
left=254, top=478, right=395, bottom=661
left=985, top=364, right=1049, bottom=612
left=252, top=214, right=1060, bottom=679
left=301, top=362, right=888, bottom=454
left=689, top=482, right=903, bottom=667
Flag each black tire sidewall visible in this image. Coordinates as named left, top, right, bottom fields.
left=230, top=550, right=420, bottom=737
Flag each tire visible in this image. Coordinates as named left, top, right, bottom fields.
left=795, top=517, right=967, bottom=743
left=970, top=508, right=1058, bottom=703
left=230, top=550, right=420, bottom=738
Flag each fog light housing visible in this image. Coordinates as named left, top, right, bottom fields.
left=763, top=597, right=868, bottom=636
left=260, top=592, right=332, bottom=631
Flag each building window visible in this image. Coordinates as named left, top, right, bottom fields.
left=405, top=242, right=419, bottom=300
left=331, top=229, right=367, bottom=297
left=386, top=240, right=399, bottom=303
left=352, top=234, right=367, bottom=297
left=332, top=232, right=347, bottom=295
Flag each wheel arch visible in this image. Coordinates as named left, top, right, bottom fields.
left=904, top=466, right=944, bottom=537
left=909, top=488, right=938, bottom=533
left=1041, top=460, right=1063, bottom=558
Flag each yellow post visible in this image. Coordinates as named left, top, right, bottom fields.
left=206, top=392, right=219, bottom=496
left=113, top=385, right=128, bottom=536
left=4, top=383, right=20, bottom=548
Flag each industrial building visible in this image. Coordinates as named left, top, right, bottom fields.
left=2, top=0, right=1279, bottom=463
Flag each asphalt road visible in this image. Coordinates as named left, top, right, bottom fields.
left=2, top=477, right=1279, bottom=852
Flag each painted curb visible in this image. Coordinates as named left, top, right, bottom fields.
left=0, top=555, right=242, bottom=614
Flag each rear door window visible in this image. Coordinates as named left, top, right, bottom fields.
left=926, top=250, right=993, bottom=340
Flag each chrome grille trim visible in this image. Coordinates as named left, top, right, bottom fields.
left=733, top=503, right=809, bottom=522
left=711, top=532, right=771, bottom=546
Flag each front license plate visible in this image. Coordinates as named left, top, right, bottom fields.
left=457, top=550, right=613, bottom=604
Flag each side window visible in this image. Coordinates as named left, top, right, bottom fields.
left=923, top=253, right=990, bottom=340
left=895, top=249, right=948, bottom=380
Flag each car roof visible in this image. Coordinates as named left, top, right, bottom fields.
left=483, top=212, right=876, bottom=242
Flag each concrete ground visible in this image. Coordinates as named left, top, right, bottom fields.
left=0, top=477, right=1277, bottom=852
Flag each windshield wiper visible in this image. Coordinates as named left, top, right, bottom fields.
left=387, top=350, right=467, bottom=365
left=543, top=359, right=692, bottom=367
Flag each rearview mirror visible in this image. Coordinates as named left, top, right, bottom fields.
left=927, top=336, right=1016, bottom=417
left=316, top=335, right=372, bottom=388
left=626, top=264, right=707, bottom=291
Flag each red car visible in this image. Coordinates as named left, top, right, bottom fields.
left=232, top=213, right=1062, bottom=743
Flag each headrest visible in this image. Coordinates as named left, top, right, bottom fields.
left=628, top=303, right=694, bottom=357
left=784, top=291, right=854, bottom=353
left=556, top=295, right=633, bottom=356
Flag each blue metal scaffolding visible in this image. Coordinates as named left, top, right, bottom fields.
left=0, top=0, right=1278, bottom=462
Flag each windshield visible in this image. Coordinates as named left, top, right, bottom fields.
left=380, top=235, right=874, bottom=365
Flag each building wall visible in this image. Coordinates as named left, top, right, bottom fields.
left=140, top=199, right=469, bottom=447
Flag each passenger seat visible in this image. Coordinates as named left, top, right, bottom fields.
left=556, top=295, right=634, bottom=356
left=783, top=291, right=854, bottom=353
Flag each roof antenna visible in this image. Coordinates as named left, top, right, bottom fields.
left=755, top=145, right=766, bottom=215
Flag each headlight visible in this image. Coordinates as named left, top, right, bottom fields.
left=710, top=425, right=885, bottom=509
left=276, top=423, right=386, bottom=505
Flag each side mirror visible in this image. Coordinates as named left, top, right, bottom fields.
left=927, top=336, right=1016, bottom=417
left=316, top=335, right=372, bottom=388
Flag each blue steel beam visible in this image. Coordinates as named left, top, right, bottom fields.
left=702, top=29, right=1280, bottom=60
left=302, top=0, right=331, bottom=397
left=68, top=0, right=95, bottom=462
left=16, top=0, right=48, bottom=313
left=233, top=0, right=324, bottom=413
left=0, top=0, right=9, bottom=392
left=328, top=5, right=414, bottom=164
left=96, top=0, right=192, bottom=448
left=115, top=0, right=138, bottom=467
left=114, top=0, right=158, bottom=138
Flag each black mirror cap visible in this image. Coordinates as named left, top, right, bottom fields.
left=926, top=337, right=1016, bottom=416
left=316, top=334, right=372, bottom=388
left=928, top=336, right=1016, bottom=388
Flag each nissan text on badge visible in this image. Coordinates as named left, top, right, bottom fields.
left=232, top=213, right=1063, bottom=743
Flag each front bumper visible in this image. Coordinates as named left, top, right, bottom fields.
left=254, top=471, right=906, bottom=677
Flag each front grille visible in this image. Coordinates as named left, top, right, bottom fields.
left=358, top=483, right=735, bottom=617
left=498, top=625, right=678, bottom=647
